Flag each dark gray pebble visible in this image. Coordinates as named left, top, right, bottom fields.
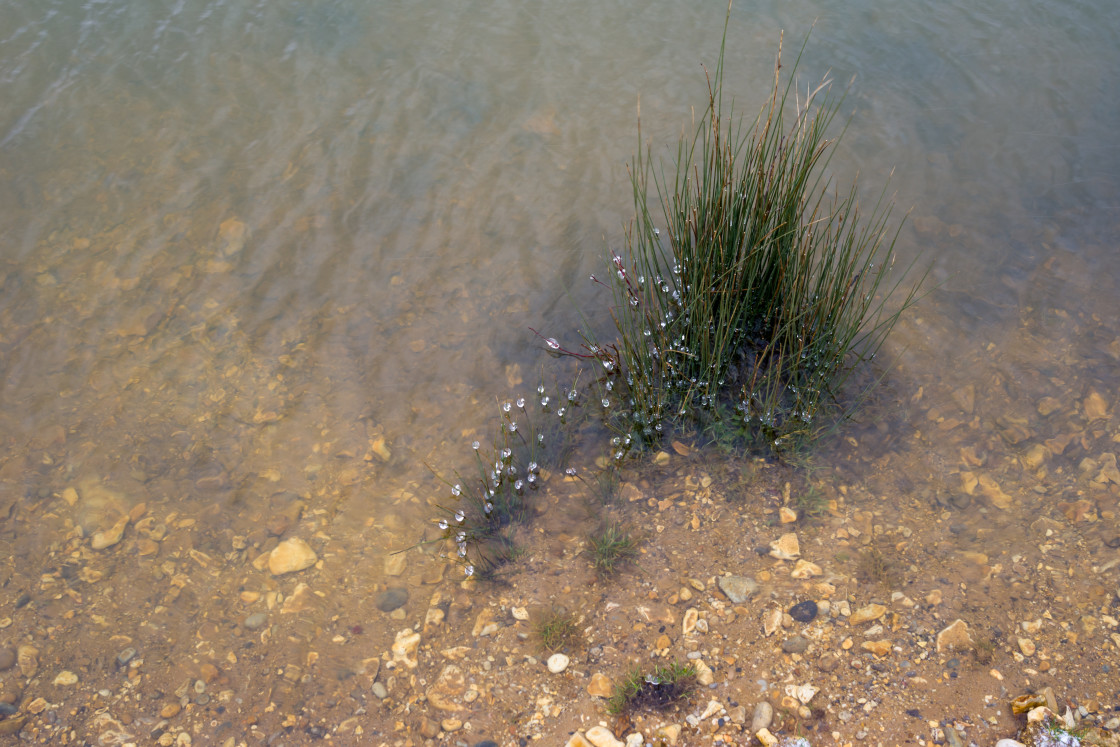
left=0, top=647, right=15, bottom=671
left=0, top=702, right=18, bottom=716
left=789, top=600, right=818, bottom=623
left=473, top=742, right=499, bottom=747
left=376, top=588, right=409, bottom=613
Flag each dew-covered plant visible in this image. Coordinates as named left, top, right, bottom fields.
left=567, top=27, right=924, bottom=455
left=430, top=379, right=587, bottom=578
left=606, top=661, right=696, bottom=715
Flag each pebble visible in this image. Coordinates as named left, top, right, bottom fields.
left=53, top=670, right=78, bottom=686
left=375, top=588, right=409, bottom=613
left=790, top=559, right=822, bottom=578
left=936, top=619, right=973, bottom=652
left=789, top=600, right=818, bottom=623
left=267, top=537, right=318, bottom=575
left=91, top=515, right=129, bottom=550
left=391, top=628, right=420, bottom=669
left=769, top=532, right=800, bottom=560
left=751, top=701, right=774, bottom=731
left=585, top=726, right=625, bottom=747
left=17, top=644, right=38, bottom=678
left=243, top=612, right=268, bottom=630
left=547, top=653, right=570, bottom=673
left=372, top=682, right=388, bottom=699
left=683, top=608, right=699, bottom=635
left=427, top=664, right=466, bottom=712
left=0, top=647, right=14, bottom=671
left=862, top=640, right=892, bottom=657
left=762, top=606, right=783, bottom=637
left=587, top=673, right=612, bottom=697
left=849, top=603, right=887, bottom=625
left=718, top=575, right=758, bottom=603
left=782, top=635, right=810, bottom=654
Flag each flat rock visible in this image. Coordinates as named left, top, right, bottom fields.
left=472, top=608, right=500, bottom=637
left=384, top=551, right=407, bottom=577
left=1084, top=390, right=1109, bottom=421
left=268, top=537, right=318, bottom=575
left=790, top=559, right=822, bottom=578
left=718, top=575, right=758, bottom=603
left=587, top=673, right=612, bottom=697
left=936, top=619, right=973, bottom=653
left=376, top=588, right=409, bottom=613
left=782, top=635, right=810, bottom=654
left=769, top=532, right=800, bottom=560
left=53, top=670, right=78, bottom=686
left=391, top=628, right=420, bottom=669
left=861, top=640, right=892, bottom=657
left=91, top=515, right=129, bottom=550
left=682, top=608, right=699, bottom=635
left=762, top=606, right=783, bottom=637
left=585, top=726, right=625, bottom=747
left=849, top=603, right=887, bottom=625
left=280, top=582, right=316, bottom=614
left=427, top=664, right=465, bottom=712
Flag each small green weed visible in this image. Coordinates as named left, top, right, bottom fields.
left=855, top=547, right=897, bottom=588
left=587, top=522, right=639, bottom=575
left=607, top=661, right=696, bottom=715
left=533, top=608, right=581, bottom=653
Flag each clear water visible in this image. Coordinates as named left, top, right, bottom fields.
left=1, top=0, right=1118, bottom=719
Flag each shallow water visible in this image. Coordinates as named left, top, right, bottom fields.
left=1, top=0, right=1119, bottom=741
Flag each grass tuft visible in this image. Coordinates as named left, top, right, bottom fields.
left=607, top=661, right=696, bottom=715
left=533, top=608, right=582, bottom=653
left=587, top=521, right=639, bottom=575
left=570, top=23, right=924, bottom=456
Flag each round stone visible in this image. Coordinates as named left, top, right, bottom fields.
left=244, top=612, right=268, bottom=630
left=376, top=588, right=409, bottom=613
left=546, top=653, right=569, bottom=673
left=267, top=537, right=318, bottom=576
left=789, top=600, right=818, bottom=623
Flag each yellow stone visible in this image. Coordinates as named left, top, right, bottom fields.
left=936, top=619, right=973, bottom=653
left=861, top=640, right=892, bottom=657
left=849, top=604, right=887, bottom=625
left=587, top=673, right=613, bottom=698
left=268, top=538, right=318, bottom=576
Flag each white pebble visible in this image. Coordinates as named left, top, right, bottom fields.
left=546, top=653, right=570, bottom=673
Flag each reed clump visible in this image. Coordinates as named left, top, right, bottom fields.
left=574, top=29, right=924, bottom=455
